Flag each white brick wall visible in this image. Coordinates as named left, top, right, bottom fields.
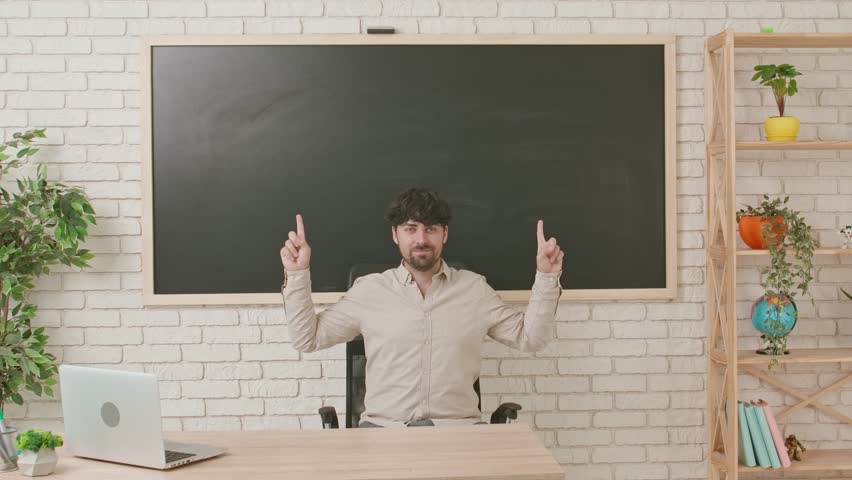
left=3, top=1, right=852, bottom=478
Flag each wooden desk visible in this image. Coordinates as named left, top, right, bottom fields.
left=10, top=424, right=563, bottom=480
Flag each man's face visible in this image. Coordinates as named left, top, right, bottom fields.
left=392, top=220, right=448, bottom=272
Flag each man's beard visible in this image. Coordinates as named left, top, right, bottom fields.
left=405, top=248, right=439, bottom=272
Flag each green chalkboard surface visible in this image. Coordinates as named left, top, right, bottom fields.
left=150, top=43, right=669, bottom=295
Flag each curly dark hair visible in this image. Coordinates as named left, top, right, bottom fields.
left=385, top=188, right=451, bottom=227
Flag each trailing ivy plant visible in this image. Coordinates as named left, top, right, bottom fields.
left=737, top=195, right=817, bottom=300
left=737, top=195, right=817, bottom=366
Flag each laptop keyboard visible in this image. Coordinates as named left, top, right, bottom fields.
left=165, top=450, right=196, bottom=463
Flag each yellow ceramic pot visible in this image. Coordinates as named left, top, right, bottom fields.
left=764, top=116, right=800, bottom=141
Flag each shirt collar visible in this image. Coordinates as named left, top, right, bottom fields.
left=395, top=258, right=451, bottom=285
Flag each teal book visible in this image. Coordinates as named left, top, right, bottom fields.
left=745, top=403, right=771, bottom=467
left=737, top=402, right=757, bottom=467
left=753, top=402, right=782, bottom=468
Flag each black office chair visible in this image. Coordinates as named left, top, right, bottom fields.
left=318, top=263, right=522, bottom=429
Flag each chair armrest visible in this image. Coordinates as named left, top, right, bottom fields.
left=490, top=402, right=522, bottom=424
left=318, top=406, right=340, bottom=429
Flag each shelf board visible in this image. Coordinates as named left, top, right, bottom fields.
left=708, top=32, right=852, bottom=53
left=735, top=33, right=852, bottom=49
left=737, top=141, right=852, bottom=150
left=739, top=449, right=852, bottom=472
left=707, top=141, right=852, bottom=153
left=737, top=248, right=852, bottom=256
left=738, top=348, right=852, bottom=365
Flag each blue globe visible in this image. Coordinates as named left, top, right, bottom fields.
left=751, top=294, right=797, bottom=337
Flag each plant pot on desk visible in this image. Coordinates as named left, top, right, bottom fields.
left=17, top=449, right=57, bottom=477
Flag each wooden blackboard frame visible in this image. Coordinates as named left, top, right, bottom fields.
left=141, top=34, right=677, bottom=306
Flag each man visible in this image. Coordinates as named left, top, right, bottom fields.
left=281, top=188, right=563, bottom=427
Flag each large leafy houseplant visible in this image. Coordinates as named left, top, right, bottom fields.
left=0, top=128, right=96, bottom=411
left=736, top=195, right=817, bottom=366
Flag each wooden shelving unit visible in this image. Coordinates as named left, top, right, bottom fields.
left=705, top=30, right=852, bottom=479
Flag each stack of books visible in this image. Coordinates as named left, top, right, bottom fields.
left=737, top=399, right=792, bottom=468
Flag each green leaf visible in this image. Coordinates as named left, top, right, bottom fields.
left=22, top=358, right=40, bottom=376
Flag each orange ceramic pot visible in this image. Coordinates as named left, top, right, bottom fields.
left=738, top=216, right=787, bottom=249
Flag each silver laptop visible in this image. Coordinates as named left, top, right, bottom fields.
left=59, top=364, right=225, bottom=469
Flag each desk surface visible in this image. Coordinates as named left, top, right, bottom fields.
left=11, top=423, right=563, bottom=480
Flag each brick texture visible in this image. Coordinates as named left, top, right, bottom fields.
left=4, top=3, right=852, bottom=478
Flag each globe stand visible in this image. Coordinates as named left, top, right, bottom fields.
left=755, top=347, right=790, bottom=355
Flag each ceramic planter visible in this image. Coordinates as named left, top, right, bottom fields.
left=17, top=448, right=57, bottom=476
left=764, top=116, right=800, bottom=141
left=738, top=216, right=787, bottom=249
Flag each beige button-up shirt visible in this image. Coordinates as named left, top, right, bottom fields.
left=283, top=260, right=562, bottom=427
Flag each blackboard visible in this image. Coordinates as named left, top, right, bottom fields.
left=146, top=39, right=674, bottom=300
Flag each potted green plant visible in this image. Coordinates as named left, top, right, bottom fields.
left=0, top=129, right=96, bottom=414
left=751, top=63, right=802, bottom=141
left=736, top=195, right=817, bottom=367
left=14, top=429, right=62, bottom=476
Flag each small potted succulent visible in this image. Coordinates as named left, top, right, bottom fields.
left=751, top=63, right=802, bottom=141
left=736, top=195, right=818, bottom=367
left=15, top=429, right=62, bottom=476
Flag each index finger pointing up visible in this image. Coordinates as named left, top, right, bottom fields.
left=537, top=219, right=545, bottom=246
left=296, top=213, right=306, bottom=239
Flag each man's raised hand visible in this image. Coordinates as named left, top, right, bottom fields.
left=280, top=214, right=311, bottom=272
left=536, top=220, right=563, bottom=274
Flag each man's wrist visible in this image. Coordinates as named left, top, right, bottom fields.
left=536, top=269, right=562, bottom=277
left=283, top=268, right=310, bottom=288
left=534, top=270, right=562, bottom=289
